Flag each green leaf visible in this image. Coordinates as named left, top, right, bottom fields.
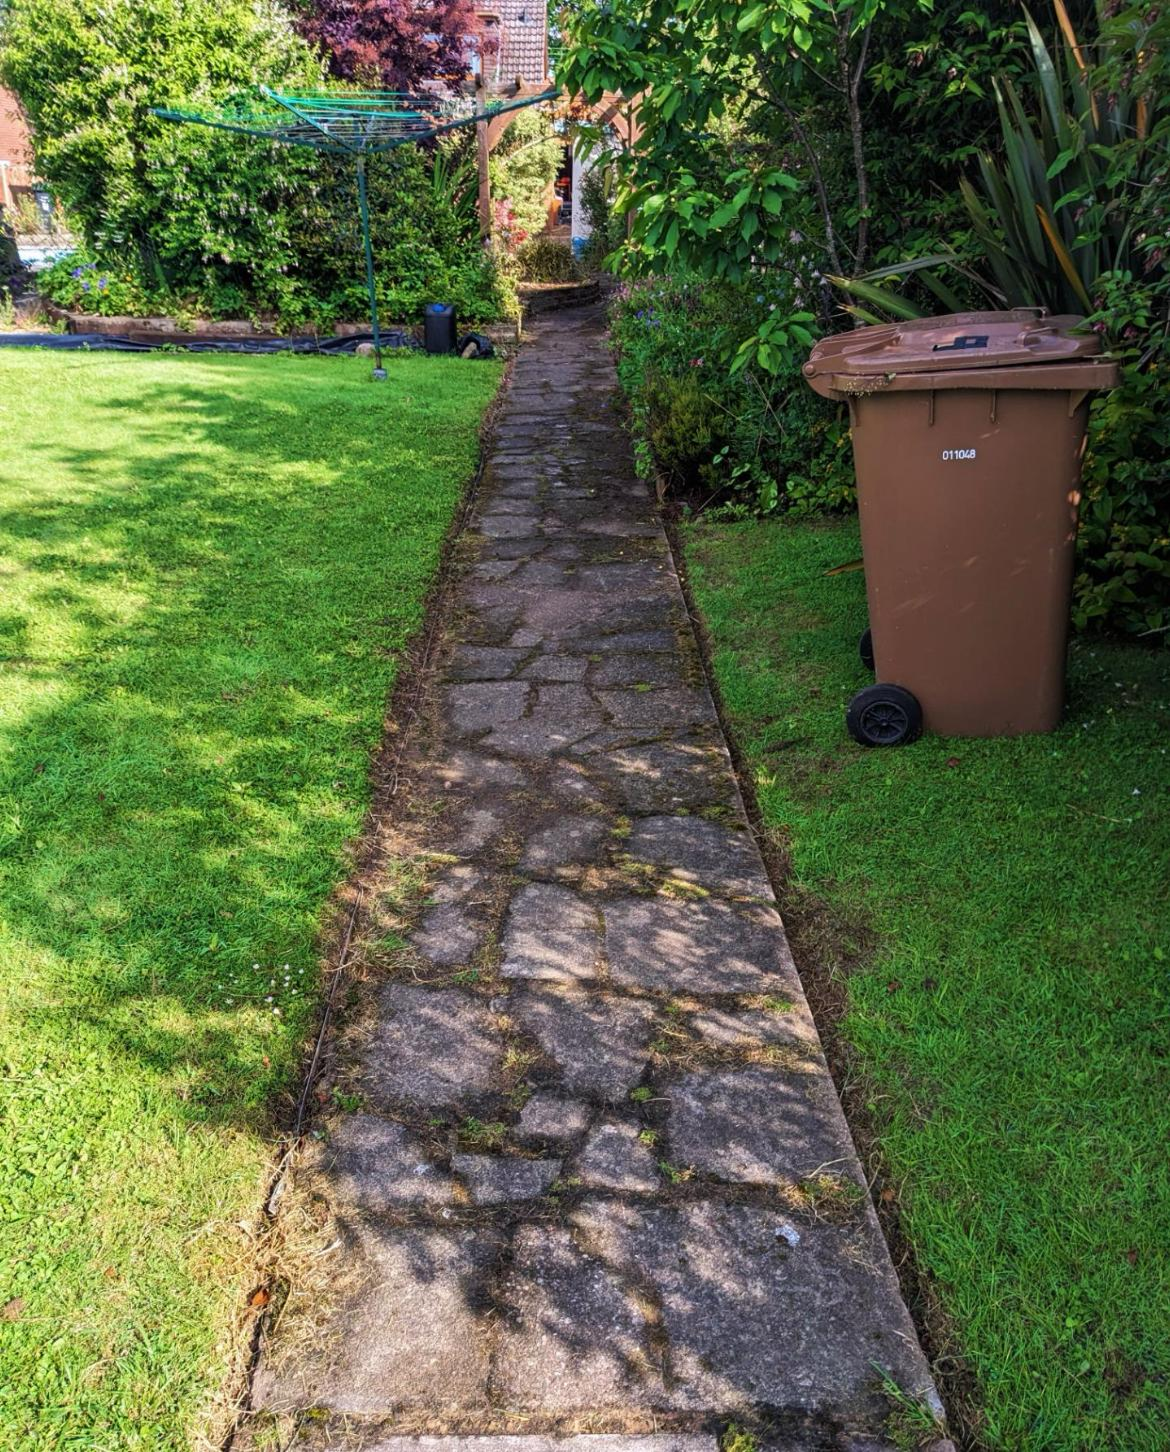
left=1046, top=148, right=1078, bottom=180
left=825, top=274, right=927, bottom=320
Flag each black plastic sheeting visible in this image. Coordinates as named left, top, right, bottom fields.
left=0, top=329, right=416, bottom=355
left=0, top=328, right=497, bottom=358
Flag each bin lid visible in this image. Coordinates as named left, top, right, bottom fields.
left=804, top=312, right=1102, bottom=380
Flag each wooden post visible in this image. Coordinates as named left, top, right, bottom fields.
left=476, top=82, right=492, bottom=244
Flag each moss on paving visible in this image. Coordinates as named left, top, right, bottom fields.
left=684, top=514, right=1170, bottom=1451
left=0, top=349, right=501, bottom=1449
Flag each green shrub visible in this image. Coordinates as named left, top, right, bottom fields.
left=610, top=273, right=854, bottom=516
left=578, top=153, right=624, bottom=269
left=489, top=107, right=563, bottom=243
left=35, top=142, right=515, bottom=330
left=515, top=237, right=582, bottom=283
left=642, top=371, right=720, bottom=488
left=1077, top=273, right=1170, bottom=638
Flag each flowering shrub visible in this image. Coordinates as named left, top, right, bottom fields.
left=609, top=273, right=854, bottom=516
left=39, top=257, right=155, bottom=317
left=491, top=198, right=529, bottom=256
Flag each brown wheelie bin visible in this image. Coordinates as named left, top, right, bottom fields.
left=803, top=313, right=1118, bottom=743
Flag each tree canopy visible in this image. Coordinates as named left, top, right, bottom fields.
left=294, top=0, right=489, bottom=92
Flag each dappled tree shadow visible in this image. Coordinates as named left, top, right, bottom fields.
left=1, top=351, right=491, bottom=1137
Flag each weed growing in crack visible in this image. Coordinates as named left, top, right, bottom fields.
left=798, top=1173, right=867, bottom=1219
left=658, top=1161, right=693, bottom=1184
left=458, top=1117, right=508, bottom=1150
left=877, top=1370, right=946, bottom=1449
left=720, top=1426, right=759, bottom=1452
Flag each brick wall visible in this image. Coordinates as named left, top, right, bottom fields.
left=0, top=88, right=34, bottom=210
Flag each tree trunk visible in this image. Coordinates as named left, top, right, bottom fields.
left=475, top=83, right=492, bottom=243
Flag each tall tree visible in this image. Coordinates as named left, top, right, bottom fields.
left=297, top=0, right=488, bottom=92
left=560, top=0, right=936, bottom=284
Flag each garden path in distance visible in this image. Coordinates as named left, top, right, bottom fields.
left=247, top=306, right=952, bottom=1452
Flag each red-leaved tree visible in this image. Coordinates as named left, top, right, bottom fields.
left=297, top=0, right=490, bottom=92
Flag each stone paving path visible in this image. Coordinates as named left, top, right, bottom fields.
left=250, top=307, right=950, bottom=1452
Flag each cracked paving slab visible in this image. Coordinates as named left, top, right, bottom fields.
left=253, top=1220, right=502, bottom=1415
left=250, top=305, right=947, bottom=1451
left=511, top=985, right=657, bottom=1098
left=572, top=1199, right=945, bottom=1421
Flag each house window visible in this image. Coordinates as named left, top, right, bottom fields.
left=469, top=14, right=501, bottom=81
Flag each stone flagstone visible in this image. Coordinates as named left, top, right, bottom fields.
left=501, top=883, right=600, bottom=981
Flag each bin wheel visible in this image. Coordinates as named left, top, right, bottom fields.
left=846, top=683, right=922, bottom=748
left=859, top=627, right=874, bottom=673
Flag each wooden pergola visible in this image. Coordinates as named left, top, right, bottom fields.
left=472, top=77, right=643, bottom=240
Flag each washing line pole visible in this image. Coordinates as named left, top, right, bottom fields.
left=355, top=154, right=385, bottom=378
left=150, top=85, right=560, bottom=382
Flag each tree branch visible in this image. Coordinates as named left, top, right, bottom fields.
left=836, top=14, right=871, bottom=270
left=759, top=68, right=848, bottom=277
left=852, top=22, right=874, bottom=95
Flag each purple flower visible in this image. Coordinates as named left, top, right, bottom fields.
left=70, top=267, right=83, bottom=279
left=81, top=281, right=91, bottom=293
left=97, top=276, right=108, bottom=290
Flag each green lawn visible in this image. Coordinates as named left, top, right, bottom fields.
left=684, top=515, right=1170, bottom=1452
left=0, top=349, right=500, bottom=1450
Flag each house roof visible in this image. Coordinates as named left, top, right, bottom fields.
left=479, top=1, right=548, bottom=87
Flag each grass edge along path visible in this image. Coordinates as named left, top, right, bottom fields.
left=682, top=514, right=1170, bottom=1452
left=0, top=349, right=502, bottom=1451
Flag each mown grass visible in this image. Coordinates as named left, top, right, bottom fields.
left=0, top=348, right=501, bottom=1450
left=684, top=514, right=1170, bottom=1451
